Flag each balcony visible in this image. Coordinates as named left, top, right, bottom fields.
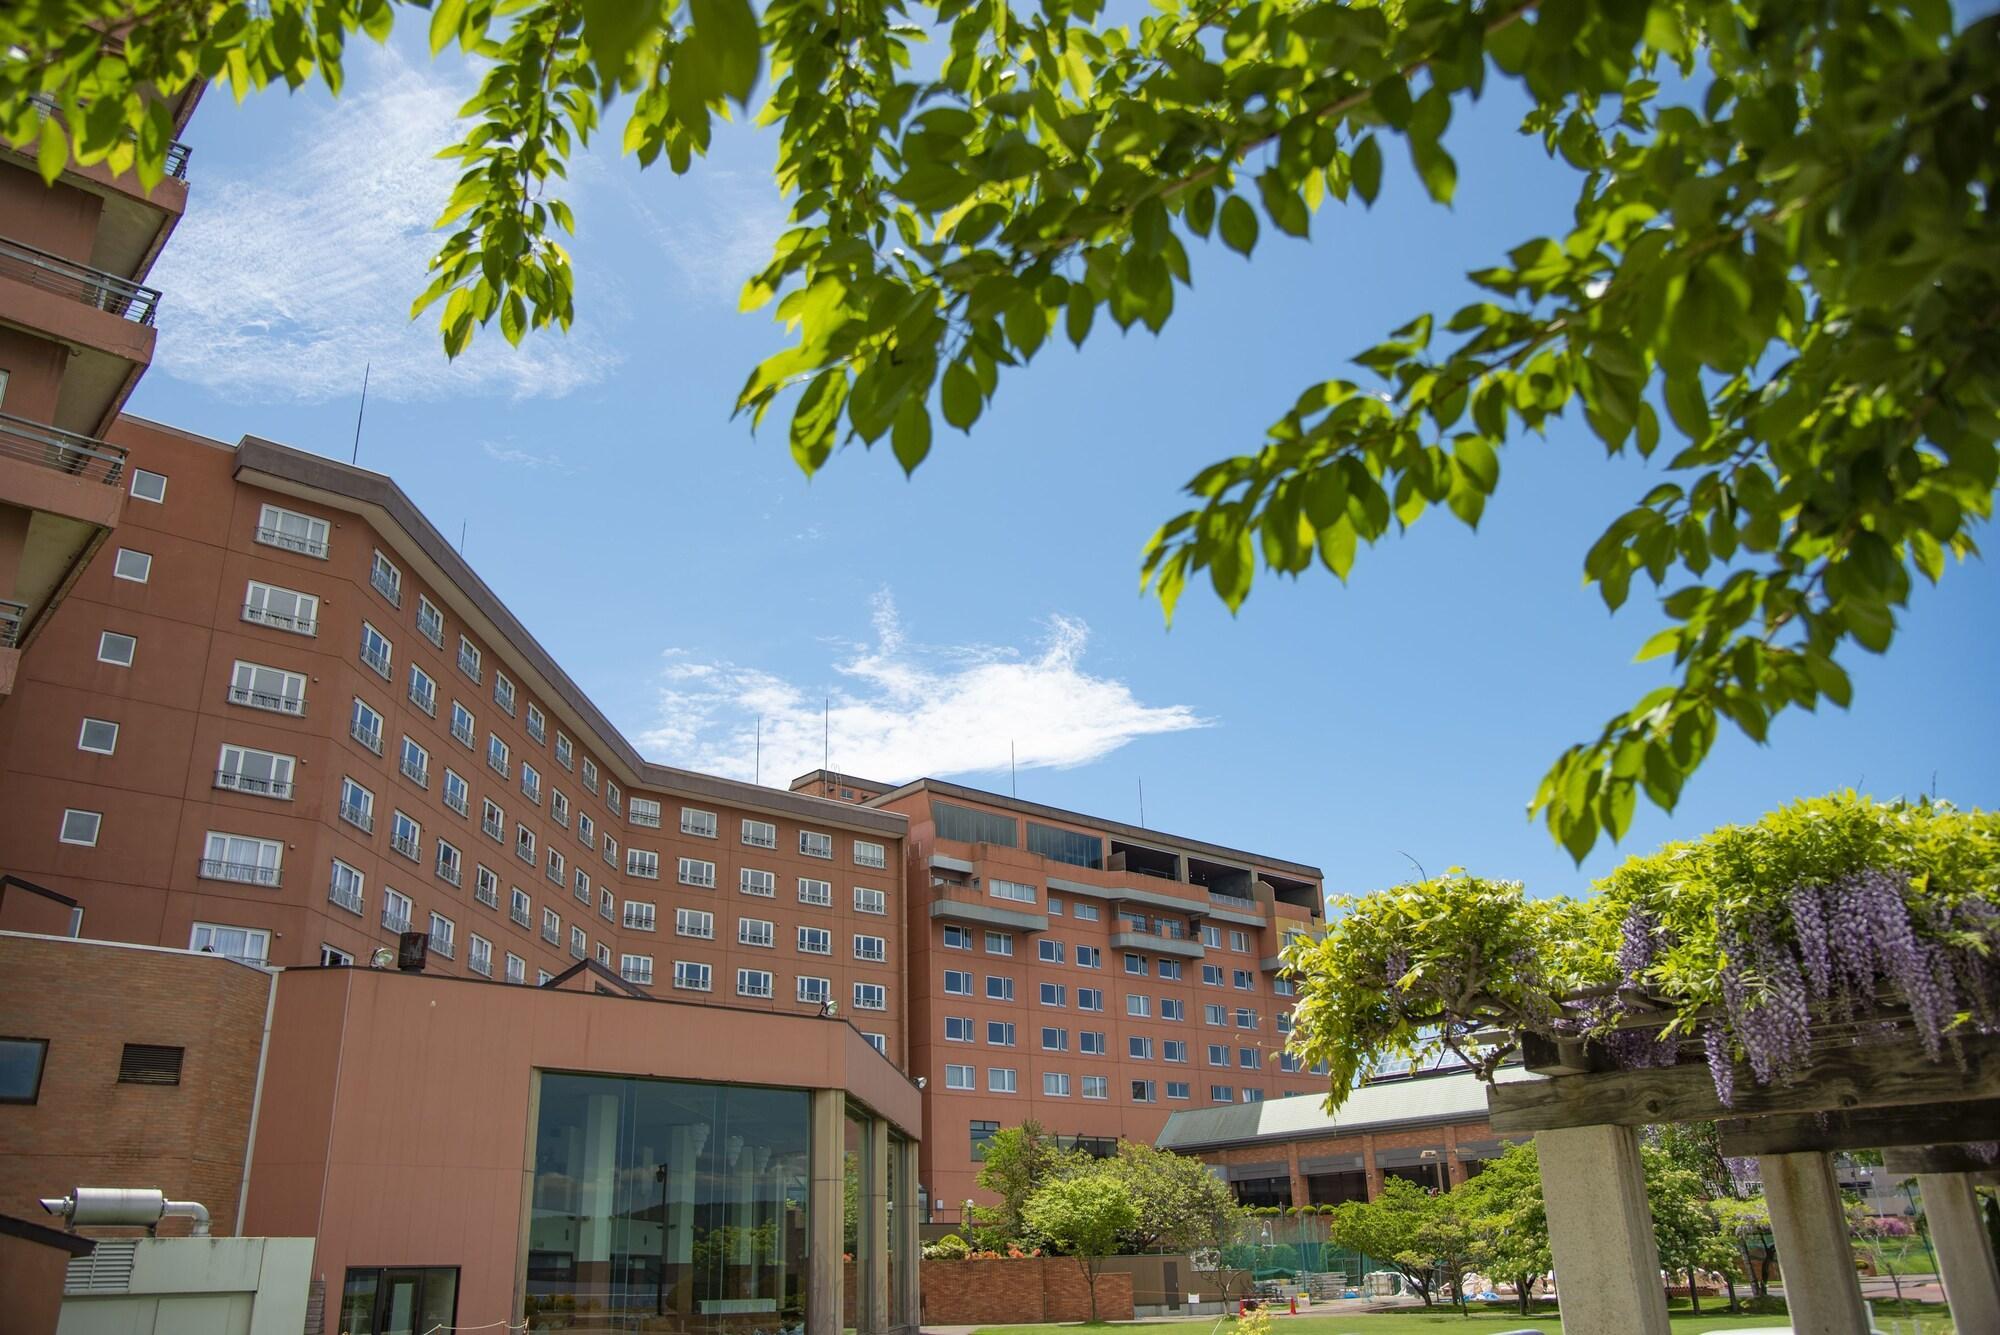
left=329, top=880, right=364, bottom=914
left=338, top=800, right=374, bottom=833
left=255, top=525, right=328, bottom=559
left=0, top=237, right=161, bottom=325
left=382, top=907, right=412, bottom=934
left=0, top=600, right=24, bottom=649
left=229, top=684, right=306, bottom=716
left=929, top=881, right=1047, bottom=934
left=390, top=831, right=419, bottom=861
left=215, top=770, right=293, bottom=800
left=1112, top=927, right=1206, bottom=960
left=360, top=643, right=391, bottom=677
left=351, top=720, right=383, bottom=754
left=199, top=859, right=281, bottom=887
left=0, top=411, right=127, bottom=488
left=399, top=755, right=429, bottom=788
left=242, top=603, right=315, bottom=636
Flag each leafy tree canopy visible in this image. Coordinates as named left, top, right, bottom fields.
left=1285, top=792, right=1999, bottom=1109
left=6, top=0, right=1996, bottom=858
left=1096, top=1140, right=1246, bottom=1254
left=1452, top=1140, right=1550, bottom=1314
left=1326, top=1174, right=1448, bottom=1306
left=1021, top=1174, right=1137, bottom=1321
left=971, top=1120, right=1090, bottom=1244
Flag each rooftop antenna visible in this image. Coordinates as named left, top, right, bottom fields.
left=458, top=520, right=466, bottom=555
left=1010, top=741, right=1017, bottom=798
left=350, top=361, right=370, bottom=465
left=1138, top=777, right=1145, bottom=826
left=755, top=716, right=763, bottom=786
left=823, top=697, right=829, bottom=772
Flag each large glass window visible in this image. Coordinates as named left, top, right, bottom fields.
left=528, top=1073, right=810, bottom=1333
left=339, top=1266, right=457, bottom=1335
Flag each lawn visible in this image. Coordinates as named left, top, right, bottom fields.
left=963, top=1298, right=1957, bottom=1335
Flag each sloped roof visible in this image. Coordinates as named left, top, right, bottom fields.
left=1155, top=1066, right=1537, bottom=1151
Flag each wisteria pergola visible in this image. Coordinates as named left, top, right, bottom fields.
left=1486, top=1018, right=2000, bottom=1334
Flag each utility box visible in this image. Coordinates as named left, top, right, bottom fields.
left=57, top=1235, right=313, bottom=1335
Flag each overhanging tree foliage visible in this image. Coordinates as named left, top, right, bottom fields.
left=5, top=1, right=1997, bottom=856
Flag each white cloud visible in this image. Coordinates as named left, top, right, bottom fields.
left=624, top=168, right=788, bottom=306
left=481, top=440, right=574, bottom=473
left=150, top=44, right=615, bottom=402
left=639, top=593, right=1208, bottom=784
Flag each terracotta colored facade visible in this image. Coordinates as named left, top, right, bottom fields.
left=848, top=779, right=1327, bottom=1219
left=0, top=422, right=911, bottom=1063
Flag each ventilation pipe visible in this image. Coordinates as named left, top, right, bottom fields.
left=39, top=1188, right=212, bottom=1236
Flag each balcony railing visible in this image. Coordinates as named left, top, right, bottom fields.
left=360, top=643, right=391, bottom=677
left=229, top=684, right=306, bottom=715
left=1207, top=890, right=1258, bottom=911
left=242, top=603, right=315, bottom=635
left=399, top=755, right=429, bottom=787
left=0, top=237, right=162, bottom=325
left=510, top=901, right=531, bottom=927
left=351, top=720, right=383, bottom=753
left=382, top=908, right=412, bottom=933
left=391, top=831, right=419, bottom=860
left=255, top=526, right=328, bottom=558
left=329, top=880, right=364, bottom=914
left=200, top=858, right=281, bottom=887
left=0, top=411, right=126, bottom=485
left=0, top=599, right=25, bottom=649
left=338, top=800, right=374, bottom=833
left=437, top=861, right=461, bottom=887
left=26, top=95, right=191, bottom=182
left=216, top=770, right=293, bottom=799
left=370, top=565, right=402, bottom=606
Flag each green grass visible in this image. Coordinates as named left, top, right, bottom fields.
left=964, top=1298, right=1958, bottom=1335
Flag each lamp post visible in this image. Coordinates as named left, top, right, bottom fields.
left=656, top=1161, right=670, bottom=1316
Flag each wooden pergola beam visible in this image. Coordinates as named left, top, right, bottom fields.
left=1717, top=1099, right=2000, bottom=1158
left=1487, top=1033, right=2000, bottom=1134
left=1882, top=1145, right=2000, bottom=1176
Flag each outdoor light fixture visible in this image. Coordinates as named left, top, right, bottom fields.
left=819, top=999, right=839, bottom=1018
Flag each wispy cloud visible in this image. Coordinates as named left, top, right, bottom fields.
left=625, top=168, right=788, bottom=306
left=638, top=592, right=1208, bottom=784
left=481, top=440, right=575, bottom=473
left=151, top=44, right=615, bottom=402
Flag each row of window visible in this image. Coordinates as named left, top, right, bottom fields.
left=941, top=970, right=1265, bottom=1024
left=944, top=1068, right=1274, bottom=1103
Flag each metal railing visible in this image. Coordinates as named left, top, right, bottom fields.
left=369, top=565, right=401, bottom=606
left=410, top=685, right=436, bottom=715
left=199, top=858, right=281, bottom=886
left=436, top=860, right=461, bottom=887
left=1208, top=890, right=1258, bottom=910
left=242, top=603, right=315, bottom=635
left=216, top=770, right=293, bottom=799
left=0, top=410, right=127, bottom=485
left=0, top=599, right=26, bottom=649
left=338, top=800, right=374, bottom=833
left=329, top=880, right=364, bottom=914
left=381, top=908, right=412, bottom=933
left=481, top=814, right=503, bottom=840
left=351, top=720, right=382, bottom=753
left=474, top=879, right=498, bottom=908
left=26, top=94, right=191, bottom=182
left=360, top=643, right=391, bottom=677
left=0, top=237, right=162, bottom=325
left=399, top=755, right=428, bottom=787
left=390, top=832, right=419, bottom=860
left=510, top=901, right=531, bottom=927
left=228, top=684, right=306, bottom=715
left=255, top=526, right=328, bottom=558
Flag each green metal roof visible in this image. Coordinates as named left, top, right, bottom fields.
left=1154, top=1066, right=1536, bottom=1152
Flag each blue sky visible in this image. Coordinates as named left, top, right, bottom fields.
left=130, top=30, right=1998, bottom=899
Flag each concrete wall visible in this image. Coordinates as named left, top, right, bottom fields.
left=918, top=1257, right=1135, bottom=1324
left=54, top=1235, right=313, bottom=1335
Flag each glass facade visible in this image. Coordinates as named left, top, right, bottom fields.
left=527, top=1073, right=811, bottom=1333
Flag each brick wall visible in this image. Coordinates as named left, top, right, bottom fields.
left=0, top=935, right=271, bottom=1236
left=919, top=1258, right=1134, bottom=1324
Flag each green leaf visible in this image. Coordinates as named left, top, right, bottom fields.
left=941, top=361, right=982, bottom=431
left=37, top=115, right=67, bottom=184
left=1408, top=137, right=1456, bottom=206
left=582, top=0, right=660, bottom=84
left=688, top=0, right=761, bottom=104
left=1351, top=135, right=1382, bottom=207
left=1218, top=196, right=1258, bottom=256
left=1256, top=170, right=1309, bottom=238
left=429, top=0, right=468, bottom=54
left=789, top=368, right=848, bottom=473
left=891, top=399, right=932, bottom=475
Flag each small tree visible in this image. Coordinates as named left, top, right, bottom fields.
left=1643, top=1149, right=1735, bottom=1317
left=1457, top=1142, right=1551, bottom=1316
left=1185, top=1195, right=1257, bottom=1309
left=1326, top=1177, right=1442, bottom=1307
left=1409, top=1188, right=1479, bottom=1314
left=1023, top=1175, right=1138, bottom=1323
left=1098, top=1143, right=1244, bottom=1254
left=973, top=1122, right=1088, bottom=1246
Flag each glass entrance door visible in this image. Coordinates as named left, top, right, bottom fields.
left=339, top=1266, right=459, bottom=1335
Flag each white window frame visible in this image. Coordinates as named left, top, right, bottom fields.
left=112, top=548, right=152, bottom=583
left=77, top=717, right=119, bottom=755
left=742, top=819, right=777, bottom=848
left=59, top=808, right=102, bottom=846
left=737, top=968, right=774, bottom=998
left=797, top=877, right=832, bottom=906
left=673, top=960, right=713, bottom=992
left=129, top=468, right=167, bottom=502
left=217, top=743, right=295, bottom=799
left=740, top=868, right=776, bottom=897
left=256, top=503, right=329, bottom=558
left=189, top=921, right=270, bottom=964
left=799, top=830, right=833, bottom=860
left=738, top=917, right=775, bottom=948
left=627, top=849, right=660, bottom=880
left=853, top=839, right=887, bottom=869
left=96, top=631, right=135, bottom=666
left=675, top=907, right=715, bottom=940
left=417, top=595, right=445, bottom=647
left=200, top=830, right=283, bottom=885
left=679, top=807, right=717, bottom=838
left=677, top=856, right=715, bottom=888
left=854, top=886, right=887, bottom=915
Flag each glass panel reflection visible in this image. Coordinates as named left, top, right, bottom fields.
left=528, top=1073, right=810, bottom=1334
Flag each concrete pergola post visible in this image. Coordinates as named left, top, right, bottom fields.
left=895, top=1137, right=922, bottom=1332
left=1759, top=1151, right=1869, bottom=1335
left=1917, top=1172, right=2000, bottom=1334
left=866, top=1116, right=891, bottom=1335
left=808, top=1089, right=846, bottom=1335
left=1536, top=1123, right=1671, bottom=1335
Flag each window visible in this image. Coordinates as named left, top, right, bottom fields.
left=511, top=887, right=532, bottom=927
left=1130, top=1035, right=1154, bottom=1059
left=320, top=944, right=353, bottom=966
left=468, top=934, right=493, bottom=976
left=986, top=975, right=1015, bottom=1001
left=854, top=933, right=886, bottom=961
left=436, top=839, right=462, bottom=886
left=1236, top=1008, right=1258, bottom=1029
left=738, top=917, right=774, bottom=947
left=799, top=830, right=833, bottom=860
left=382, top=888, right=414, bottom=933
left=677, top=857, right=716, bottom=888
left=942, top=925, right=971, bottom=950
left=481, top=799, right=504, bottom=841
left=113, top=547, right=152, bottom=582
left=1160, top=959, right=1184, bottom=981
left=1205, top=1003, right=1227, bottom=1026
left=1082, top=1076, right=1109, bottom=1100
left=576, top=812, right=593, bottom=847
left=189, top=922, right=270, bottom=965
left=1274, top=977, right=1295, bottom=997
left=369, top=550, right=402, bottom=605
left=329, top=860, right=365, bottom=914
left=1076, top=946, right=1101, bottom=969
left=350, top=697, right=384, bottom=753
left=1044, top=1072, right=1071, bottom=1097
left=391, top=811, right=421, bottom=862
left=451, top=703, right=475, bottom=747
left=118, top=1043, right=185, bottom=1085
left=945, top=1065, right=975, bottom=1091
left=984, top=931, right=1014, bottom=956
left=797, top=877, right=831, bottom=906
left=1208, top=1044, right=1228, bottom=1066
left=244, top=580, right=319, bottom=635
left=515, top=824, right=536, bottom=863
left=443, top=769, right=469, bottom=816
left=1074, top=901, right=1101, bottom=922
left=400, top=735, right=430, bottom=788
left=487, top=733, right=510, bottom=777
left=200, top=831, right=283, bottom=885
left=581, top=758, right=598, bottom=792
left=603, top=835, right=618, bottom=868
left=737, top=968, right=774, bottom=998
left=863, top=1032, right=887, bottom=1054
left=1039, top=982, right=1067, bottom=1007
left=1239, top=1047, right=1258, bottom=1068
left=1079, top=1030, right=1106, bottom=1055
left=1162, top=998, right=1186, bottom=1022
left=854, top=886, right=886, bottom=915
left=624, top=900, right=658, bottom=932
left=1203, top=964, right=1225, bottom=986
left=1231, top=929, right=1250, bottom=952
left=217, top=744, right=295, bottom=798
left=493, top=672, right=516, bottom=715
left=674, top=961, right=712, bottom=992
left=1234, top=969, right=1254, bottom=990
left=740, top=867, right=775, bottom=897
left=475, top=864, right=499, bottom=908
left=130, top=468, right=167, bottom=502
left=575, top=868, right=593, bottom=904
left=619, top=954, right=654, bottom=986
left=797, top=926, right=832, bottom=955
left=796, top=976, right=830, bottom=1005
left=256, top=503, right=328, bottom=557
left=1039, top=939, right=1065, bottom=963
left=944, top=1016, right=975, bottom=1043
left=1201, top=925, right=1223, bottom=948
left=1127, top=994, right=1152, bottom=1017
left=1077, top=987, right=1104, bottom=1012
left=428, top=912, right=456, bottom=958
left=570, top=925, right=587, bottom=959
left=1125, top=953, right=1149, bottom=976
left=457, top=635, right=482, bottom=682
left=676, top=908, right=715, bottom=939
left=521, top=762, right=541, bottom=805
left=78, top=717, right=119, bottom=754
left=1245, top=1088, right=1266, bottom=1103
left=944, top=969, right=973, bottom=996
left=1048, top=895, right=1065, bottom=916
left=417, top=595, right=444, bottom=647
left=742, top=819, right=776, bottom=848
left=1132, top=1080, right=1157, bottom=1103
left=853, top=839, right=887, bottom=869
left=96, top=631, right=135, bottom=666
left=627, top=849, right=660, bottom=879
left=853, top=983, right=886, bottom=1011
left=625, top=797, right=664, bottom=830
left=1164, top=1040, right=1188, bottom=1063
left=1211, top=1086, right=1235, bottom=1103
left=989, top=878, right=1036, bottom=904
left=679, top=806, right=717, bottom=837
left=604, top=780, right=621, bottom=814
left=506, top=953, right=526, bottom=984
left=988, top=1068, right=1017, bottom=1093
left=553, top=731, right=572, bottom=769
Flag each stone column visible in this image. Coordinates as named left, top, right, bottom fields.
left=1761, top=1151, right=1869, bottom=1335
left=866, top=1118, right=891, bottom=1334
left=1285, top=1142, right=1306, bottom=1210
left=808, top=1090, right=846, bottom=1335
left=1360, top=1134, right=1383, bottom=1201
left=895, top=1138, right=921, bottom=1332
left=1918, top=1172, right=2000, bottom=1335
left=1537, top=1124, right=1671, bottom=1335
